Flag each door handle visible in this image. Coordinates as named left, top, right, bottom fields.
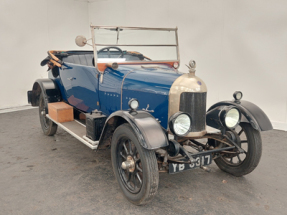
left=67, top=77, right=76, bottom=81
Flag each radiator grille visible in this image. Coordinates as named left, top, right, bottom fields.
left=179, top=92, right=206, bottom=132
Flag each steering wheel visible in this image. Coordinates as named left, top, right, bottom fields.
left=97, top=46, right=123, bottom=58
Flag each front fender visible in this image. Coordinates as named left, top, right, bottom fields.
left=99, top=110, right=168, bottom=150
left=207, top=100, right=273, bottom=131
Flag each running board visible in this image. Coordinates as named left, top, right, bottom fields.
left=46, top=115, right=99, bottom=150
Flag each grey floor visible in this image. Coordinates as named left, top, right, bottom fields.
left=0, top=109, right=286, bottom=215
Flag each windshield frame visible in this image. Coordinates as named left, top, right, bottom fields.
left=90, top=25, right=180, bottom=72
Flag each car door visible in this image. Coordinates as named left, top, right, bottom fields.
left=60, top=63, right=100, bottom=113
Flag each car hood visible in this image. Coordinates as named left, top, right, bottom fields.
left=119, top=64, right=182, bottom=128
left=120, top=64, right=182, bottom=95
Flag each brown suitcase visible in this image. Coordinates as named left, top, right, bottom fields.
left=48, top=102, right=74, bottom=123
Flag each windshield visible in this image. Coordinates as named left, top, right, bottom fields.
left=92, top=26, right=179, bottom=64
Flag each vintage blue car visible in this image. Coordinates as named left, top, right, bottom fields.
left=28, top=25, right=273, bottom=205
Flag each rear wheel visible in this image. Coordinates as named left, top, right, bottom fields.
left=39, top=93, right=57, bottom=136
left=214, top=123, right=262, bottom=177
left=111, top=123, right=159, bottom=205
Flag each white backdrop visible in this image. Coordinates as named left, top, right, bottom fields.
left=0, top=0, right=286, bottom=130
left=88, top=0, right=287, bottom=130
left=0, top=0, right=90, bottom=109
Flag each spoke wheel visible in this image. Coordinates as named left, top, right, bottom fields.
left=111, top=124, right=159, bottom=205
left=39, top=93, right=57, bottom=136
left=220, top=129, right=248, bottom=166
left=214, top=122, right=262, bottom=177
left=118, top=138, right=143, bottom=193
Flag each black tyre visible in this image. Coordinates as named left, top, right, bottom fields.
left=39, top=93, right=57, bottom=136
left=214, top=122, right=262, bottom=177
left=111, top=123, right=159, bottom=205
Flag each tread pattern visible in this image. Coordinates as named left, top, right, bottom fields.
left=111, top=123, right=159, bottom=205
left=39, top=93, right=58, bottom=136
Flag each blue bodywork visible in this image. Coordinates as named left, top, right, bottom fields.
left=54, top=63, right=181, bottom=129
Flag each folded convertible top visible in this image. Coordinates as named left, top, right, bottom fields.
left=40, top=50, right=93, bottom=67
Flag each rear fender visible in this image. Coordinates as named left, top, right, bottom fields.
left=28, top=79, right=62, bottom=112
left=99, top=110, right=168, bottom=150
left=207, top=100, right=273, bottom=131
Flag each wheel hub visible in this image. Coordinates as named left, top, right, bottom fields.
left=226, top=130, right=241, bottom=147
left=225, top=130, right=242, bottom=158
left=121, top=156, right=135, bottom=172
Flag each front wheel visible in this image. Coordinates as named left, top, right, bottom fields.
left=214, top=122, right=262, bottom=177
left=111, top=124, right=159, bottom=205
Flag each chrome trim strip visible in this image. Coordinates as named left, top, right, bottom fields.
left=74, top=119, right=86, bottom=127
left=90, top=25, right=177, bottom=31
left=64, top=61, right=178, bottom=67
left=175, top=27, right=180, bottom=67
left=120, top=70, right=135, bottom=110
left=91, top=26, right=98, bottom=72
left=63, top=62, right=95, bottom=69
left=118, top=60, right=178, bottom=64
left=95, top=44, right=177, bottom=47
left=83, top=135, right=99, bottom=146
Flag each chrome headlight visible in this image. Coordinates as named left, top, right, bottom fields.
left=169, top=112, right=191, bottom=136
left=220, top=107, right=241, bottom=129
left=128, top=98, right=139, bottom=110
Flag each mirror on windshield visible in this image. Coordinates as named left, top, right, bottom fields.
left=75, top=35, right=87, bottom=47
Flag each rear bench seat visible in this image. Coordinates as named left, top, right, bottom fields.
left=62, top=54, right=94, bottom=67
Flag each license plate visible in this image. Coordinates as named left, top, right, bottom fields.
left=169, top=154, right=212, bottom=174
